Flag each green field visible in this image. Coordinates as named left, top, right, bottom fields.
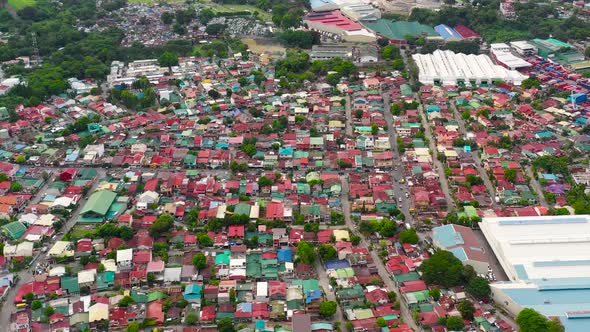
left=8, top=0, right=36, bottom=10
left=197, top=0, right=272, bottom=22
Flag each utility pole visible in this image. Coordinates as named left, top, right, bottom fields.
left=31, top=33, right=41, bottom=67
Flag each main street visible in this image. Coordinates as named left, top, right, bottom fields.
left=340, top=176, right=421, bottom=332
left=382, top=91, right=414, bottom=226
left=448, top=103, right=500, bottom=209
left=0, top=169, right=106, bottom=327
left=416, top=101, right=455, bottom=211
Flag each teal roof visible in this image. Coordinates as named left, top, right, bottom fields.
left=215, top=250, right=231, bottom=265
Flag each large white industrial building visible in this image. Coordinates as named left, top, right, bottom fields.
left=481, top=215, right=590, bottom=332
left=412, top=50, right=528, bottom=86
left=481, top=215, right=590, bottom=281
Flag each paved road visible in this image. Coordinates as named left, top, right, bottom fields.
left=0, top=169, right=106, bottom=328
left=525, top=166, right=549, bottom=207
left=340, top=176, right=421, bottom=332
left=314, top=258, right=344, bottom=323
left=344, top=94, right=353, bottom=137
left=382, top=92, right=414, bottom=225
left=449, top=103, right=499, bottom=209
left=416, top=102, right=455, bottom=211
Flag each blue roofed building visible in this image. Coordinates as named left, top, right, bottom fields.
left=481, top=215, right=590, bottom=331
left=434, top=24, right=463, bottom=42
left=325, top=259, right=350, bottom=270
left=432, top=224, right=489, bottom=274
left=184, top=284, right=202, bottom=303
left=310, top=0, right=338, bottom=12
left=277, top=248, right=293, bottom=263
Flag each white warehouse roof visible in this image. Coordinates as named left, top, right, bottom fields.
left=412, top=50, right=528, bottom=86
left=480, top=215, right=590, bottom=281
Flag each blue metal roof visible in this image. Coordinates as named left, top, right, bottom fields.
left=434, top=24, right=463, bottom=40
left=433, top=224, right=464, bottom=248
left=310, top=0, right=336, bottom=10
left=502, top=287, right=590, bottom=331
left=325, top=259, right=350, bottom=270
left=277, top=249, right=293, bottom=263
left=448, top=247, right=467, bottom=262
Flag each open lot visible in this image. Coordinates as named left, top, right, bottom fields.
left=242, top=37, right=285, bottom=54
left=8, top=0, right=36, bottom=10
left=197, top=0, right=272, bottom=22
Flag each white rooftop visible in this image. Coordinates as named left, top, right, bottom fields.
left=412, top=50, right=528, bottom=86
left=481, top=215, right=590, bottom=281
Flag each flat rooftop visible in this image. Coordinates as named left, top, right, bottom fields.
left=481, top=215, right=590, bottom=281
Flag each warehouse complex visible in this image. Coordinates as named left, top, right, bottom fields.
left=412, top=50, right=528, bottom=86
left=481, top=215, right=590, bottom=332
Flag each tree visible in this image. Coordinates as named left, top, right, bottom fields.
left=197, top=233, right=213, bottom=247
left=521, top=77, right=541, bottom=89
left=457, top=299, right=475, bottom=320
left=504, top=168, right=517, bottom=183
left=318, top=244, right=337, bottom=261
left=161, top=12, right=174, bottom=24
left=355, top=109, right=363, bottom=119
left=387, top=291, right=397, bottom=301
left=278, top=30, right=316, bottom=49
left=147, top=272, right=155, bottom=286
left=466, top=276, right=490, bottom=300
left=381, top=45, right=401, bottom=60
left=446, top=316, right=465, bottom=331
left=296, top=241, right=316, bottom=265
left=326, top=73, right=340, bottom=87
left=158, top=51, right=178, bottom=70
left=10, top=182, right=22, bottom=192
left=429, top=287, right=441, bottom=301
left=149, top=213, right=174, bottom=238
left=192, top=252, right=206, bottom=270
left=31, top=300, right=42, bottom=310
left=351, top=235, right=361, bottom=245
left=319, top=300, right=337, bottom=317
left=15, top=155, right=25, bottom=163
left=376, top=317, right=387, bottom=327
left=241, top=144, right=257, bottom=157
left=118, top=295, right=135, bottom=307
left=258, top=176, right=273, bottom=187
left=199, top=9, right=215, bottom=24
left=420, top=250, right=465, bottom=287
left=399, top=228, right=419, bottom=244
left=371, top=123, right=379, bottom=135
left=217, top=317, right=235, bottom=332
left=205, top=23, right=226, bottom=35
left=379, top=219, right=397, bottom=237
left=24, top=292, right=34, bottom=303
left=517, top=308, right=557, bottom=332
left=127, top=322, right=140, bottom=332
left=185, top=313, right=198, bottom=325
left=44, top=306, right=55, bottom=317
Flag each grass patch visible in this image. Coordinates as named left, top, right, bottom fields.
left=67, top=225, right=96, bottom=241
left=8, top=0, right=36, bottom=10
left=197, top=0, right=272, bottom=22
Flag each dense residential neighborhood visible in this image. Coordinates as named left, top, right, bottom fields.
left=1, top=0, right=590, bottom=330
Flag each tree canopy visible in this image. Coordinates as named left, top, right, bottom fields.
left=296, top=241, right=316, bottom=265
left=319, top=300, right=337, bottom=317
left=149, top=213, right=174, bottom=238
left=517, top=308, right=565, bottom=332
left=420, top=250, right=465, bottom=287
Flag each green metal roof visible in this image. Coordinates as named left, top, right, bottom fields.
left=80, top=190, right=117, bottom=217
left=364, top=20, right=437, bottom=41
